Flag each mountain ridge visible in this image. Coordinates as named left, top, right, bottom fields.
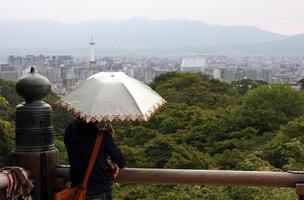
left=0, top=18, right=287, bottom=49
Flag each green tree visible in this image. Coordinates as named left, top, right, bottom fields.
left=0, top=95, right=12, bottom=167
left=150, top=72, right=239, bottom=109
left=262, top=117, right=304, bottom=170
left=165, top=145, right=215, bottom=169
left=298, top=79, right=304, bottom=90
left=144, top=134, right=174, bottom=168
left=0, top=96, right=8, bottom=106
left=239, top=84, right=304, bottom=133
left=232, top=79, right=267, bottom=95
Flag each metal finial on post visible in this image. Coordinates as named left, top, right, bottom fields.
left=30, top=66, right=36, bottom=73
left=10, top=68, right=59, bottom=200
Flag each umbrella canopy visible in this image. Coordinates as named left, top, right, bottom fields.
left=56, top=72, right=166, bottom=122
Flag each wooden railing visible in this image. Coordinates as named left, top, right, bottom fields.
left=53, top=165, right=304, bottom=187
left=2, top=166, right=304, bottom=198
left=53, top=165, right=304, bottom=198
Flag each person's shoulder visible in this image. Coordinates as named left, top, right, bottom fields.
left=100, top=130, right=113, bottom=141
left=100, top=129, right=109, bottom=136
left=64, top=120, right=79, bottom=135
left=65, top=120, right=77, bottom=130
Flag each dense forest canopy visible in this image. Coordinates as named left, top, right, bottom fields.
left=1, top=72, right=304, bottom=199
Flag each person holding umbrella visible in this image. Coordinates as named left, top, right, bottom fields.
left=56, top=72, right=166, bottom=200
left=64, top=120, right=124, bottom=200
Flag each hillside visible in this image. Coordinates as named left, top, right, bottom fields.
left=0, top=18, right=286, bottom=49
left=240, top=34, right=304, bottom=54
left=1, top=73, right=304, bottom=199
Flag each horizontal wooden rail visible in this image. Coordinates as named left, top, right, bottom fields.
left=54, top=165, right=304, bottom=188
left=0, top=173, right=8, bottom=189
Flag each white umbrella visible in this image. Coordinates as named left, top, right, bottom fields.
left=56, top=72, right=166, bottom=122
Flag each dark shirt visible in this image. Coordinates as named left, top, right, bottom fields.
left=64, top=120, right=125, bottom=193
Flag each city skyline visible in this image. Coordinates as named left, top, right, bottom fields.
left=0, top=0, right=303, bottom=35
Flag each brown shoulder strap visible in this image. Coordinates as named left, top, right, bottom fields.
left=81, top=130, right=104, bottom=188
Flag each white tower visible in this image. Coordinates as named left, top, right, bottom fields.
left=89, top=37, right=96, bottom=65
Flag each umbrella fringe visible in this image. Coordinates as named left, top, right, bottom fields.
left=55, top=98, right=166, bottom=123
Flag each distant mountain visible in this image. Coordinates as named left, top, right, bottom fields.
left=240, top=34, right=304, bottom=54
left=0, top=18, right=287, bottom=50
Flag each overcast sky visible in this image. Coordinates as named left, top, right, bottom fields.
left=1, top=0, right=303, bottom=35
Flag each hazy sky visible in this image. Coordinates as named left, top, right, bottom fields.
left=1, top=0, right=303, bottom=35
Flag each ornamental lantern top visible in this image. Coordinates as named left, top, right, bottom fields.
left=16, top=66, right=51, bottom=101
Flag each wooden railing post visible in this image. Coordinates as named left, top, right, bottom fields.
left=296, top=184, right=304, bottom=200
left=9, top=67, right=59, bottom=200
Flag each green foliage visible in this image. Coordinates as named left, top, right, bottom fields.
left=0, top=122, right=11, bottom=167
left=114, top=75, right=304, bottom=199
left=165, top=145, right=215, bottom=169
left=112, top=184, right=174, bottom=200
left=0, top=96, right=8, bottom=106
left=1, top=73, right=304, bottom=199
left=225, top=187, right=296, bottom=200
left=0, top=95, right=12, bottom=167
left=144, top=134, right=174, bottom=168
left=113, top=185, right=296, bottom=200
left=119, top=145, right=150, bottom=168
left=0, top=79, right=22, bottom=107
left=232, top=79, right=268, bottom=95
left=238, top=84, right=304, bottom=134
left=298, top=79, right=304, bottom=90
left=55, top=136, right=69, bottom=164
left=151, top=72, right=239, bottom=109
left=262, top=117, right=304, bottom=170
left=117, top=126, right=158, bottom=146
left=157, top=186, right=229, bottom=200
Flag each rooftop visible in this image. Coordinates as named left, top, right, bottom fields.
left=181, top=58, right=206, bottom=68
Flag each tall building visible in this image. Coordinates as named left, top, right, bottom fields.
left=260, top=69, right=271, bottom=82
left=246, top=69, right=258, bottom=80
left=8, top=56, right=22, bottom=68
left=89, top=37, right=96, bottom=65
left=7, top=55, right=73, bottom=69
left=41, top=68, right=61, bottom=83
left=46, top=56, right=74, bottom=67
left=220, top=68, right=235, bottom=82
left=234, top=68, right=246, bottom=81
left=0, top=64, right=12, bottom=71
left=0, top=71, right=19, bottom=82
left=213, top=69, right=221, bottom=80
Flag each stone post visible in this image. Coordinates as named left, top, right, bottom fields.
left=10, top=67, right=59, bottom=200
